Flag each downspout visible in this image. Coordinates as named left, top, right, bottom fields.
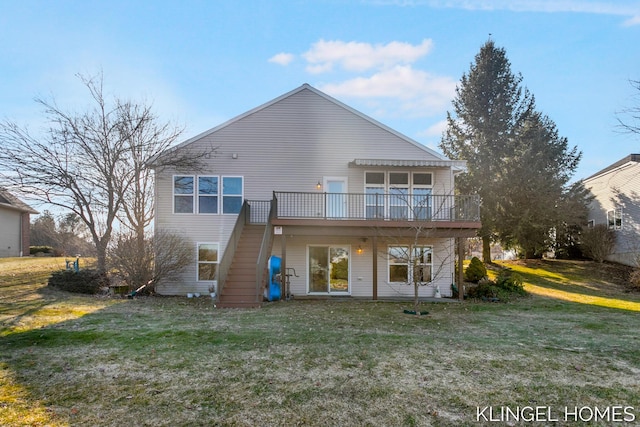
left=19, top=212, right=23, bottom=257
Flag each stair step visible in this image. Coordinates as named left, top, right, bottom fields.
left=219, top=224, right=268, bottom=309
left=217, top=302, right=261, bottom=309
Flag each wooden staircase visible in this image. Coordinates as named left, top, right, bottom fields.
left=217, top=225, right=265, bottom=308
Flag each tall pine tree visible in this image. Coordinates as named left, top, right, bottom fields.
left=440, top=40, right=582, bottom=260
left=440, top=40, right=534, bottom=261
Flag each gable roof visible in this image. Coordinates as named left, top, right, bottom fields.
left=584, top=154, right=640, bottom=182
left=0, top=188, right=39, bottom=214
left=151, top=84, right=453, bottom=166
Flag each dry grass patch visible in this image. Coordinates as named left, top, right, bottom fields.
left=1, top=258, right=640, bottom=426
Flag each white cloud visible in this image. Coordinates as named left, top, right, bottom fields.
left=268, top=52, right=295, bottom=66
left=319, top=65, right=457, bottom=117
left=369, top=0, right=640, bottom=25
left=623, top=14, right=640, bottom=26
left=303, top=39, right=433, bottom=74
left=419, top=119, right=449, bottom=138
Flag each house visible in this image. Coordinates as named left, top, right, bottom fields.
left=152, top=84, right=481, bottom=307
left=0, top=188, right=38, bottom=257
left=584, top=154, right=640, bottom=266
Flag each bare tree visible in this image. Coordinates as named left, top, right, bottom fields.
left=375, top=187, right=462, bottom=313
left=0, top=74, right=127, bottom=272
left=0, top=72, right=212, bottom=273
left=617, top=79, right=640, bottom=136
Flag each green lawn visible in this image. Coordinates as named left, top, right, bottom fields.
left=1, top=258, right=639, bottom=426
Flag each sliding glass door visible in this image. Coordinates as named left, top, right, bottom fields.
left=308, top=245, right=350, bottom=294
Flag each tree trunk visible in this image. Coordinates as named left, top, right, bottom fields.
left=95, top=240, right=108, bottom=274
left=482, top=235, right=492, bottom=263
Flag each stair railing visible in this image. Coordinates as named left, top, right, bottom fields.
left=216, top=200, right=249, bottom=302
left=255, top=198, right=277, bottom=303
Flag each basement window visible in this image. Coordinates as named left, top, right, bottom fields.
left=197, top=243, right=218, bottom=281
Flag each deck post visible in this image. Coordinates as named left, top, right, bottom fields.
left=457, top=237, right=465, bottom=301
left=372, top=235, right=378, bottom=300
left=281, top=233, right=287, bottom=298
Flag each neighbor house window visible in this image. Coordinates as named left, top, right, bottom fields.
left=222, top=176, right=243, bottom=214
left=587, top=219, right=595, bottom=228
left=607, top=208, right=622, bottom=230
left=388, top=245, right=433, bottom=284
left=198, top=176, right=218, bottom=214
left=197, top=243, right=218, bottom=281
left=174, top=175, right=194, bottom=214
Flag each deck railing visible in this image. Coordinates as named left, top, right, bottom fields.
left=271, top=192, right=480, bottom=222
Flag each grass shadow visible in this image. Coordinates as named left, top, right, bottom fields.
left=496, top=259, right=640, bottom=311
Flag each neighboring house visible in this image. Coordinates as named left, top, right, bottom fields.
left=584, top=154, right=640, bottom=266
left=152, top=84, right=480, bottom=307
left=0, top=188, right=38, bottom=257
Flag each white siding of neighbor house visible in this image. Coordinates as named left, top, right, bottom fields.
left=0, top=207, right=22, bottom=257
left=155, top=86, right=459, bottom=295
left=585, top=159, right=640, bottom=266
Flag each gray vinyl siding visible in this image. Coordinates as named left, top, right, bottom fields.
left=585, top=160, right=640, bottom=266
left=155, top=87, right=459, bottom=294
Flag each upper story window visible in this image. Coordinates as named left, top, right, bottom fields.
left=174, top=175, right=195, bottom=214
left=412, top=173, right=432, bottom=220
left=389, top=173, right=410, bottom=219
left=198, top=176, right=218, bottom=214
left=365, top=171, right=433, bottom=220
left=365, top=172, right=385, bottom=219
left=222, top=176, right=243, bottom=214
left=174, top=175, right=243, bottom=215
left=607, top=208, right=622, bottom=230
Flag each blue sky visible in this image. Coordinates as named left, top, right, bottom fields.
left=1, top=0, right=639, bottom=181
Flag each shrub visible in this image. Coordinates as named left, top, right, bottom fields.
left=495, top=269, right=526, bottom=296
left=581, top=224, right=615, bottom=263
left=467, top=278, right=500, bottom=300
left=629, top=269, right=640, bottom=292
left=48, top=269, right=108, bottom=294
left=464, top=257, right=487, bottom=283
left=30, top=246, right=54, bottom=255
left=467, top=269, right=527, bottom=301
left=108, top=230, right=193, bottom=294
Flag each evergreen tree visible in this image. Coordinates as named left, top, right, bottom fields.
left=440, top=40, right=534, bottom=262
left=440, top=40, right=583, bottom=260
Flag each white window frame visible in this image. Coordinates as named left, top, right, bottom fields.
left=607, top=208, right=622, bottom=230
left=365, top=171, right=386, bottom=219
left=197, top=242, right=219, bottom=282
left=198, top=175, right=219, bottom=215
left=307, top=244, right=351, bottom=295
left=173, top=175, right=195, bottom=214
left=363, top=171, right=434, bottom=220
left=411, top=172, right=433, bottom=220
left=389, top=171, right=410, bottom=220
left=388, top=245, right=433, bottom=284
left=221, top=176, right=244, bottom=215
